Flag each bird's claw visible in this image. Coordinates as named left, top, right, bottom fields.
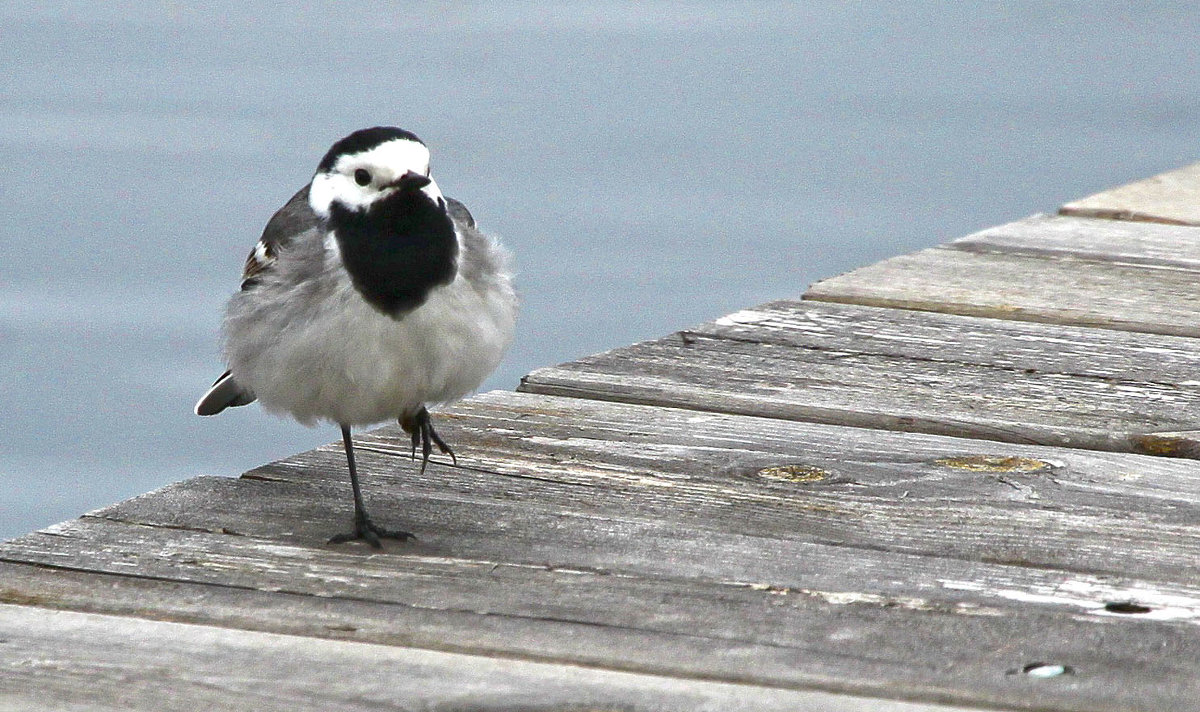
left=401, top=406, right=457, bottom=475
left=328, top=513, right=412, bottom=548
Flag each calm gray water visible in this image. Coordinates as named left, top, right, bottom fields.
left=2, top=2, right=1198, bottom=541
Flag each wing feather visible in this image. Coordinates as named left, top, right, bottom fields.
left=196, top=186, right=318, bottom=415
left=445, top=196, right=475, bottom=229
left=240, top=185, right=319, bottom=289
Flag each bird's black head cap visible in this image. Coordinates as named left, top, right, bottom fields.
left=317, top=127, right=424, bottom=173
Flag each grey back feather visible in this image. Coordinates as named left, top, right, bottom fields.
left=263, top=186, right=320, bottom=251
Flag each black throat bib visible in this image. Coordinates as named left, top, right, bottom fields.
left=331, top=191, right=457, bottom=317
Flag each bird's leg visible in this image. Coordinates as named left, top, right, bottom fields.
left=399, top=406, right=456, bottom=475
left=328, top=424, right=412, bottom=547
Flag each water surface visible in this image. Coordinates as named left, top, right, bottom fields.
left=2, top=2, right=1198, bottom=539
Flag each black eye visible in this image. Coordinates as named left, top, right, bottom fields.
left=354, top=168, right=371, bottom=186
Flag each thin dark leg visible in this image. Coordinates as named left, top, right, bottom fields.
left=343, top=424, right=369, bottom=519
left=399, top=406, right=456, bottom=475
left=327, top=424, right=412, bottom=547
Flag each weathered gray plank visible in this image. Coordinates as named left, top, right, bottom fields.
left=14, top=506, right=1200, bottom=632
left=2, top=603, right=946, bottom=712
left=444, top=391, right=1200, bottom=516
left=3, top=517, right=1200, bottom=712
left=47, top=390, right=1200, bottom=585
left=1060, top=161, right=1200, bottom=226
left=803, top=245, right=1200, bottom=337
left=952, top=213, right=1200, bottom=270
left=689, top=297, right=1200, bottom=383
left=46, top=438, right=1200, bottom=588
left=521, top=300, right=1200, bottom=456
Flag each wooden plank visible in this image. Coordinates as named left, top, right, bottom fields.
left=1, top=603, right=946, bottom=712
left=444, top=390, right=1200, bottom=517
left=687, top=297, right=1200, bottom=383
left=3, top=519, right=1200, bottom=712
left=520, top=300, right=1200, bottom=456
left=48, top=390, right=1200, bottom=585
left=42, top=434, right=1200, bottom=588
left=1, top=560, right=1064, bottom=712
left=19, top=487, right=1200, bottom=623
left=1060, top=161, right=1200, bottom=226
left=951, top=213, right=1200, bottom=270
left=5, top=393, right=1200, bottom=710
left=803, top=246, right=1200, bottom=337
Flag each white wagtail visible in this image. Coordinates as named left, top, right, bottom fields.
left=195, top=127, right=517, bottom=547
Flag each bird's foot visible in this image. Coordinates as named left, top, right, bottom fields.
left=327, top=512, right=412, bottom=549
left=400, top=406, right=457, bottom=475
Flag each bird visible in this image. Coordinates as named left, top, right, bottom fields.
left=195, top=126, right=517, bottom=547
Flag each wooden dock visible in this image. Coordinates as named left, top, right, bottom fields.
left=5, top=166, right=1200, bottom=710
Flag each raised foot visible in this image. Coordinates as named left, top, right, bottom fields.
left=327, top=514, right=413, bottom=549
left=400, top=406, right=457, bottom=475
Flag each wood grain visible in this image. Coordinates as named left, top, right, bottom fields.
left=804, top=245, right=1200, bottom=337
left=521, top=299, right=1200, bottom=456
left=5, top=392, right=1200, bottom=711
left=1060, top=161, right=1200, bottom=226
left=3, top=603, right=947, bottom=712
left=952, top=213, right=1200, bottom=269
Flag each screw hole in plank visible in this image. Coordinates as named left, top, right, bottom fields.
left=1104, top=601, right=1151, bottom=614
left=1020, top=662, right=1074, bottom=679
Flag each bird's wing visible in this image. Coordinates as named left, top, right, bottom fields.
left=445, top=196, right=476, bottom=229
left=240, top=184, right=319, bottom=289
left=197, top=186, right=316, bottom=416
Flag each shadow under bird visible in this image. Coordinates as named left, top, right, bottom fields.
left=196, top=126, right=518, bottom=547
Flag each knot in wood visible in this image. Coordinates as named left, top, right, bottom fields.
left=756, top=464, right=830, bottom=483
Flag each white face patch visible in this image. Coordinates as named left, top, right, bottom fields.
left=417, top=176, right=446, bottom=209
left=308, top=138, right=435, bottom=218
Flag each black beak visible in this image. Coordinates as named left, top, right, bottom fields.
left=387, top=171, right=432, bottom=191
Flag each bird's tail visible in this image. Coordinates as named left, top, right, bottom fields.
left=194, top=370, right=257, bottom=416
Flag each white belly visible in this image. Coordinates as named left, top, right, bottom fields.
left=227, top=271, right=516, bottom=426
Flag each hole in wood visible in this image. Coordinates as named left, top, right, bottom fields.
left=934, top=455, right=1052, bottom=473
left=1020, top=662, right=1074, bottom=679
left=756, top=464, right=830, bottom=483
left=1104, top=601, right=1152, bottom=614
